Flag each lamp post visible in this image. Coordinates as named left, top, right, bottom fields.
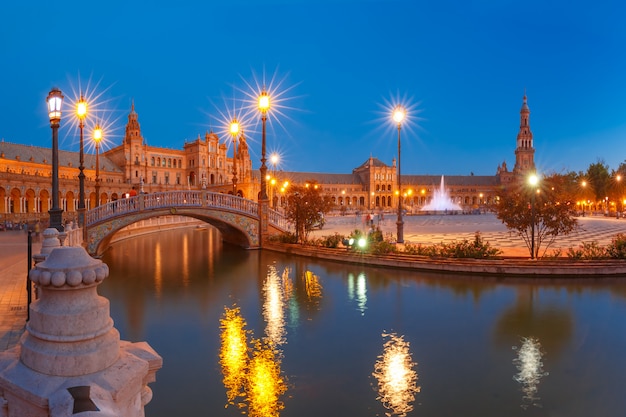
left=230, top=118, right=239, bottom=195
left=581, top=180, right=587, bottom=216
left=270, top=153, right=279, bottom=207
left=258, top=88, right=270, bottom=201
left=76, top=94, right=87, bottom=228
left=528, top=173, right=539, bottom=259
left=393, top=105, right=405, bottom=244
left=616, top=175, right=622, bottom=218
left=47, top=88, right=64, bottom=231
left=93, top=124, right=102, bottom=207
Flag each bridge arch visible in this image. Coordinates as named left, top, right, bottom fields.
left=85, top=191, right=288, bottom=257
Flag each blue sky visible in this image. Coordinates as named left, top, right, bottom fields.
left=2, top=0, right=625, bottom=175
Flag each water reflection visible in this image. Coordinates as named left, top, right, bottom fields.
left=372, top=332, right=420, bottom=417
left=247, top=338, right=287, bottom=417
left=220, top=306, right=288, bottom=416
left=219, top=306, right=249, bottom=408
left=512, top=337, right=548, bottom=409
left=264, top=265, right=289, bottom=346
left=303, top=270, right=323, bottom=306
left=347, top=272, right=368, bottom=315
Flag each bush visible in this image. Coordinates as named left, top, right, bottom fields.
left=436, top=232, right=501, bottom=258
left=566, top=241, right=606, bottom=259
left=370, top=240, right=398, bottom=255
left=320, top=233, right=344, bottom=248
left=403, top=243, right=437, bottom=256
left=271, top=232, right=298, bottom=244
left=605, top=233, right=626, bottom=259
left=400, top=233, right=500, bottom=258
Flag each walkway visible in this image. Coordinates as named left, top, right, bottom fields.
left=2, top=213, right=625, bottom=351
left=0, top=230, right=40, bottom=351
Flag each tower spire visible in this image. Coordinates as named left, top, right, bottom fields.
left=513, top=92, right=535, bottom=174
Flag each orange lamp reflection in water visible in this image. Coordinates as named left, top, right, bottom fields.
left=219, top=306, right=249, bottom=408
left=246, top=339, right=287, bottom=417
left=372, top=332, right=419, bottom=417
left=303, top=270, right=323, bottom=304
left=513, top=337, right=548, bottom=409
left=220, top=306, right=288, bottom=417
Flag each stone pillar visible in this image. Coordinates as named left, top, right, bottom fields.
left=0, top=246, right=162, bottom=417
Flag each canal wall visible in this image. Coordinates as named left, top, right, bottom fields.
left=264, top=242, right=626, bottom=277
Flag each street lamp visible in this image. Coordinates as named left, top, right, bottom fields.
left=581, top=180, right=587, bottom=216
left=269, top=153, right=279, bottom=207
left=76, top=94, right=87, bottom=228
left=93, top=124, right=102, bottom=207
left=47, top=87, right=64, bottom=231
left=230, top=118, right=240, bottom=195
left=393, top=105, right=406, bottom=244
left=616, top=175, right=622, bottom=217
left=528, top=173, right=539, bottom=259
left=258, top=88, right=270, bottom=201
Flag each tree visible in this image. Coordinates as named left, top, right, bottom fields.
left=586, top=160, right=611, bottom=204
left=494, top=174, right=579, bottom=258
left=284, top=183, right=333, bottom=243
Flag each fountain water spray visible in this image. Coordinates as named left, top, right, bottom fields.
left=421, top=176, right=462, bottom=212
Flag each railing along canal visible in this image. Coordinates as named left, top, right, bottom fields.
left=85, top=190, right=288, bottom=230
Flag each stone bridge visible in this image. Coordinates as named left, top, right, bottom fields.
left=85, top=190, right=289, bottom=256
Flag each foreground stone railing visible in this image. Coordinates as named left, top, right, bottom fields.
left=0, top=229, right=162, bottom=416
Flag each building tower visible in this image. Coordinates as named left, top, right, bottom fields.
left=124, top=101, right=145, bottom=186
left=513, top=94, right=535, bottom=174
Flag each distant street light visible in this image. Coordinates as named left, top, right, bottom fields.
left=230, top=118, right=240, bottom=195
left=528, top=173, right=539, bottom=259
left=581, top=180, right=587, bottom=217
left=93, top=124, right=103, bottom=207
left=393, top=105, right=406, bottom=244
left=47, top=88, right=64, bottom=231
left=76, top=94, right=87, bottom=228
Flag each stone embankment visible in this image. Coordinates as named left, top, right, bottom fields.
left=264, top=242, right=626, bottom=277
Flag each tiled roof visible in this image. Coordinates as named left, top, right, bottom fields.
left=354, top=157, right=389, bottom=171
left=263, top=170, right=364, bottom=185
left=0, top=140, right=121, bottom=172
left=402, top=174, right=499, bottom=187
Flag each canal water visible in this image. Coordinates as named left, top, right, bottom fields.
left=100, top=226, right=626, bottom=417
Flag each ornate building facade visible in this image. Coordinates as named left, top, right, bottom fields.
left=0, top=95, right=534, bottom=226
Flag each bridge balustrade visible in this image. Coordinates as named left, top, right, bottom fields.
left=86, top=190, right=288, bottom=230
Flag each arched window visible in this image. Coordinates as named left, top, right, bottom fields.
left=151, top=157, right=155, bottom=166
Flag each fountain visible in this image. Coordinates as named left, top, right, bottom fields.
left=421, top=175, right=462, bottom=212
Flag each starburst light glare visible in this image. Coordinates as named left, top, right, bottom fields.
left=258, top=88, right=271, bottom=113
left=393, top=105, right=406, bottom=124
left=230, top=118, right=240, bottom=136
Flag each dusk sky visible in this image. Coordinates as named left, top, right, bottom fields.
left=2, top=0, right=625, bottom=175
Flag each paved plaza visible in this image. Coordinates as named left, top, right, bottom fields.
left=312, top=212, right=626, bottom=256
left=2, top=213, right=626, bottom=352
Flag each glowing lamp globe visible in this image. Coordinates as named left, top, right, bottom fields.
left=47, top=88, right=64, bottom=123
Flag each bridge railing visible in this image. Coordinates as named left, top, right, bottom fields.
left=86, top=190, right=287, bottom=231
